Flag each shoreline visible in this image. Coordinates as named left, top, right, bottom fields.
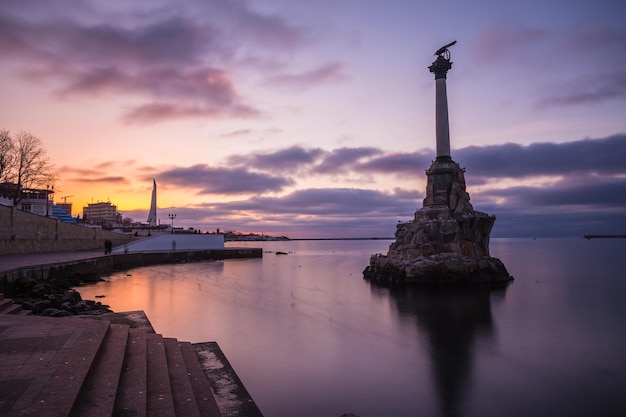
left=1, top=247, right=262, bottom=297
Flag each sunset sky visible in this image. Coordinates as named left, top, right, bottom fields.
left=1, top=0, right=625, bottom=238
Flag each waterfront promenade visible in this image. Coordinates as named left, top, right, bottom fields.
left=0, top=247, right=263, bottom=297
left=0, top=249, right=264, bottom=417
left=0, top=249, right=104, bottom=273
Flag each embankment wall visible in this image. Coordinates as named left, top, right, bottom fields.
left=0, top=247, right=262, bottom=296
left=0, top=205, right=132, bottom=254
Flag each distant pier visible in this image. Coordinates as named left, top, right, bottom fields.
left=584, top=234, right=626, bottom=239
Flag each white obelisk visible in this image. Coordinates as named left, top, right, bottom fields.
left=147, top=179, right=157, bottom=227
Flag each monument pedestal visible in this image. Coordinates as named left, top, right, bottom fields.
left=364, top=158, right=512, bottom=284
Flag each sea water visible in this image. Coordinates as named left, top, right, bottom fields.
left=78, top=238, right=626, bottom=417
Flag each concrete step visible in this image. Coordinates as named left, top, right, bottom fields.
left=0, top=296, right=15, bottom=312
left=179, top=342, right=223, bottom=417
left=0, top=295, right=28, bottom=314
left=193, top=342, right=263, bottom=417
left=163, top=338, right=202, bottom=417
left=114, top=328, right=148, bottom=417
left=0, top=313, right=240, bottom=417
left=146, top=333, right=176, bottom=417
left=21, top=317, right=111, bottom=417
left=70, top=323, right=130, bottom=417
left=0, top=302, right=23, bottom=314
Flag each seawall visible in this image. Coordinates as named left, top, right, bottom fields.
left=0, top=204, right=132, bottom=254
left=0, top=248, right=262, bottom=296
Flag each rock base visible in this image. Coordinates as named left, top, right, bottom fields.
left=364, top=252, right=512, bottom=285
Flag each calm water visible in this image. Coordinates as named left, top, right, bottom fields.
left=78, top=238, right=626, bottom=417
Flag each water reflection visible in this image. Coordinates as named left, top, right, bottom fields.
left=369, top=283, right=510, bottom=417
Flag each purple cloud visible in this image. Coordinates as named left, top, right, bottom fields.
left=456, top=134, right=626, bottom=178
left=355, top=151, right=431, bottom=175
left=122, top=187, right=420, bottom=238
left=60, top=163, right=135, bottom=184
left=268, top=62, right=348, bottom=89
left=157, top=164, right=293, bottom=195
left=473, top=26, right=550, bottom=61
left=536, top=69, right=626, bottom=108
left=228, top=146, right=325, bottom=173
left=481, top=176, right=626, bottom=208
left=220, top=187, right=419, bottom=216
left=0, top=1, right=330, bottom=123
left=78, top=134, right=626, bottom=237
left=314, top=147, right=383, bottom=174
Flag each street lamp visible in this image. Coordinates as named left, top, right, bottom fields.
left=46, top=185, right=54, bottom=217
left=169, top=213, right=176, bottom=233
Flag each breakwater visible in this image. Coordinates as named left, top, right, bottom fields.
left=583, top=234, right=626, bottom=239
left=0, top=247, right=262, bottom=296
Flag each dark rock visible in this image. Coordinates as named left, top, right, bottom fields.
left=12, top=275, right=112, bottom=316
left=61, top=290, right=82, bottom=304
left=41, top=308, right=72, bottom=317
left=32, top=300, right=53, bottom=314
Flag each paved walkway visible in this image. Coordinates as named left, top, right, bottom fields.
left=0, top=250, right=105, bottom=273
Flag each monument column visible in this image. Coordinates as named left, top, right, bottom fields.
left=363, top=40, right=511, bottom=285
left=429, top=43, right=454, bottom=161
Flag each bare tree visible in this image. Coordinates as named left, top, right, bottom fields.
left=0, top=129, right=15, bottom=182
left=3, top=131, right=56, bottom=205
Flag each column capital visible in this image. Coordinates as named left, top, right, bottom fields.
left=429, top=55, right=452, bottom=79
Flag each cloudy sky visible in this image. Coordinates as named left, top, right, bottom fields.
left=1, top=0, right=625, bottom=238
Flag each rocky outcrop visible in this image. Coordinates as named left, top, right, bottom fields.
left=388, top=207, right=495, bottom=260
left=12, top=272, right=112, bottom=316
left=364, top=158, right=512, bottom=284
left=364, top=252, right=510, bottom=284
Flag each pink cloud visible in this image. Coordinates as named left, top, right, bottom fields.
left=219, top=129, right=253, bottom=138
left=267, top=62, right=348, bottom=89
left=71, top=176, right=129, bottom=184
left=123, top=102, right=258, bottom=124
left=0, top=4, right=310, bottom=123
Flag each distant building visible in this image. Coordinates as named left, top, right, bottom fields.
left=83, top=201, right=121, bottom=225
left=0, top=182, right=76, bottom=224
left=0, top=182, right=54, bottom=216
left=57, top=202, right=72, bottom=216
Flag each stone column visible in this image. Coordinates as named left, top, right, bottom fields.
left=429, top=55, right=453, bottom=161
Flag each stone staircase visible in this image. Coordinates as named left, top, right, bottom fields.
left=0, top=312, right=262, bottom=417
left=0, top=293, right=29, bottom=315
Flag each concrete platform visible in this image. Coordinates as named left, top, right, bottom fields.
left=0, top=312, right=263, bottom=417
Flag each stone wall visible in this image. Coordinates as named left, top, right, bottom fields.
left=0, top=205, right=132, bottom=254
left=113, top=233, right=224, bottom=253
